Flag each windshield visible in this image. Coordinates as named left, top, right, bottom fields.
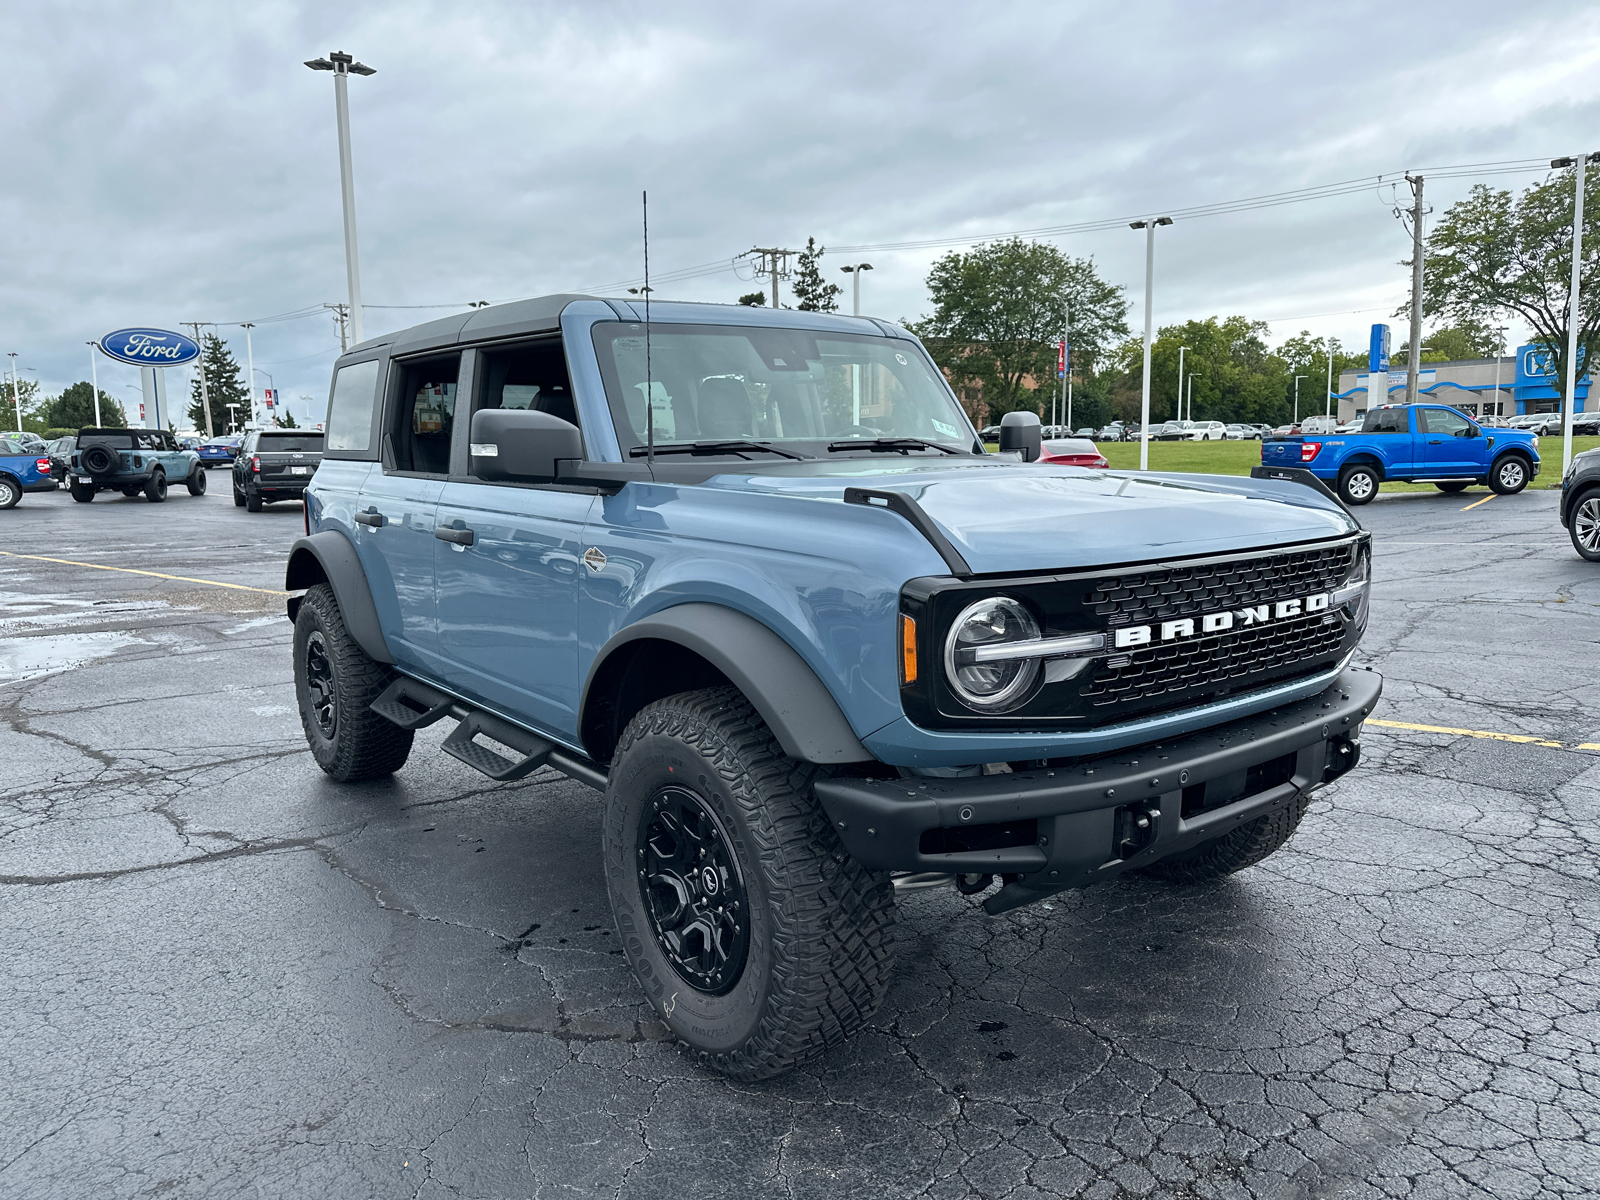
left=257, top=434, right=324, bottom=452
left=591, top=322, right=975, bottom=458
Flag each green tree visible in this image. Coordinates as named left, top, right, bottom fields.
left=4, top=377, right=42, bottom=432
left=188, top=332, right=249, bottom=433
left=911, top=238, right=1129, bottom=424
left=790, top=238, right=842, bottom=312
left=43, top=381, right=124, bottom=430
left=1276, top=332, right=1365, bottom=415
left=1390, top=320, right=1504, bottom=364
left=737, top=292, right=767, bottom=306
left=1421, top=175, right=1600, bottom=406
left=279, top=410, right=299, bottom=429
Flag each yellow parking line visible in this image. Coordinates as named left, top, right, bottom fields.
left=1366, top=717, right=1570, bottom=749
left=0, top=550, right=285, bottom=595
left=1461, top=493, right=1497, bottom=511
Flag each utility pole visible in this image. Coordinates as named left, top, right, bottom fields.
left=1294, top=375, right=1307, bottom=423
left=86, top=341, right=103, bottom=427
left=1176, top=345, right=1188, bottom=422
left=1325, top=344, right=1334, bottom=418
left=324, top=303, right=350, bottom=352
left=1403, top=173, right=1427, bottom=405
left=1487, top=325, right=1505, bottom=417
left=1130, top=217, right=1173, bottom=470
left=241, top=323, right=257, bottom=428
left=7, top=353, right=19, bottom=434
left=182, top=323, right=214, bottom=437
left=745, top=247, right=798, bottom=308
left=1552, top=153, right=1599, bottom=478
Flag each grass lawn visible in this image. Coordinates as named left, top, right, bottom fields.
left=984, top=436, right=1597, bottom=492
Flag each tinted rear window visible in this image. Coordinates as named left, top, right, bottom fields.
left=257, top=434, right=325, bottom=452
left=79, top=434, right=135, bottom=448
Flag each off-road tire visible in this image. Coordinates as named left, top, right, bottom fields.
left=1337, top=462, right=1380, bottom=506
left=246, top=488, right=263, bottom=512
left=0, top=476, right=19, bottom=509
left=70, top=482, right=94, bottom=503
left=603, top=686, right=897, bottom=1081
left=121, top=486, right=140, bottom=498
left=292, top=583, right=413, bottom=782
left=1138, top=797, right=1310, bottom=884
left=233, top=481, right=246, bottom=507
left=1489, top=454, right=1530, bottom=496
left=144, top=470, right=167, bottom=503
left=1433, top=481, right=1470, bottom=493
left=186, top=465, right=207, bottom=496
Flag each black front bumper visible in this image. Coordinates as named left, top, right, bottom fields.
left=815, top=667, right=1382, bottom=912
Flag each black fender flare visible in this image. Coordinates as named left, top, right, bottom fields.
left=283, top=531, right=394, bottom=664
left=582, top=603, right=872, bottom=764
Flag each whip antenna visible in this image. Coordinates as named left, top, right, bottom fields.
left=643, top=190, right=653, bottom=465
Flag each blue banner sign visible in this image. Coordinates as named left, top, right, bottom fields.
left=98, top=328, right=200, bottom=367
left=1368, top=324, right=1391, bottom=372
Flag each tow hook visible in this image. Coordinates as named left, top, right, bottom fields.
left=1323, top=735, right=1360, bottom=782
left=1113, top=803, right=1160, bottom=860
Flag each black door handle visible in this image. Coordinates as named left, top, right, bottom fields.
left=1428, top=439, right=1442, bottom=444
left=354, top=509, right=385, bottom=528
left=435, top=525, right=475, bottom=546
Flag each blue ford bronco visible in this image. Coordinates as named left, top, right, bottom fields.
left=67, top=427, right=207, bottom=503
left=285, top=296, right=1381, bottom=1079
left=0, top=438, right=57, bottom=509
left=1262, top=402, right=1541, bottom=506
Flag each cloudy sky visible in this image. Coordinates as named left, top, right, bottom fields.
left=4, top=0, right=1599, bottom=428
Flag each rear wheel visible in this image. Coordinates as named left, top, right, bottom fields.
left=70, top=482, right=95, bottom=503
left=1138, top=798, right=1309, bottom=883
left=604, top=687, right=897, bottom=1081
left=1337, top=462, right=1380, bottom=506
left=0, top=476, right=19, bottom=509
left=1489, top=455, right=1530, bottom=495
left=1433, top=481, right=1470, bottom=493
left=1570, top=489, right=1600, bottom=562
left=232, top=480, right=245, bottom=507
left=293, top=583, right=414, bottom=782
left=186, top=464, right=207, bottom=496
left=246, top=488, right=263, bottom=512
left=143, top=470, right=167, bottom=503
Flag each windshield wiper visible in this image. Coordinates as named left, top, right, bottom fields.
left=628, top=440, right=811, bottom=461
left=825, top=437, right=960, bottom=455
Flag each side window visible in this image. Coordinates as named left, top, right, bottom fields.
left=1423, top=408, right=1471, bottom=437
left=1365, top=409, right=1405, bottom=435
left=474, top=341, right=577, bottom=429
left=326, top=359, right=381, bottom=452
left=393, top=355, right=462, bottom=475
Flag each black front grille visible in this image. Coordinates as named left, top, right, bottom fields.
left=1086, top=543, right=1356, bottom=627
left=1080, top=610, right=1346, bottom=708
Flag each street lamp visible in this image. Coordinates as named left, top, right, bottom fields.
left=306, top=50, right=376, bottom=346
left=85, top=341, right=103, bottom=427
left=1186, top=372, right=1202, bottom=424
left=1294, top=375, right=1307, bottom=423
left=240, top=323, right=258, bottom=427
left=1176, top=345, right=1190, bottom=421
left=254, top=369, right=276, bottom=425
left=839, top=263, right=873, bottom=316
left=1130, top=217, right=1174, bottom=468
left=225, top=403, right=240, bottom=434
left=1550, top=151, right=1600, bottom=477
left=7, top=352, right=19, bottom=434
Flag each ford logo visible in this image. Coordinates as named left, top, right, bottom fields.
left=98, top=328, right=201, bottom=368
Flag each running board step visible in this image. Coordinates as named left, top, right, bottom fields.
left=370, top=678, right=454, bottom=730
left=441, top=710, right=554, bottom=781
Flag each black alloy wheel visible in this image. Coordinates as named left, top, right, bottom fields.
left=1571, top=491, right=1600, bottom=562
left=186, top=465, right=207, bottom=496
left=636, top=785, right=751, bottom=995
left=304, top=629, right=337, bottom=738
left=144, top=470, right=167, bottom=503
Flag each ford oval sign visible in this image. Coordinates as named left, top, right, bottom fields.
left=98, top=328, right=201, bottom=367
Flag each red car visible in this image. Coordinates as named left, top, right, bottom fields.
left=1037, top=437, right=1109, bottom=468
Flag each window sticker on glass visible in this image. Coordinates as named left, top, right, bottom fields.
left=931, top=419, right=959, bottom=438
left=894, top=353, right=909, bottom=365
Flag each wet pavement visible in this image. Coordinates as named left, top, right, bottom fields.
left=1, top=478, right=1597, bottom=1199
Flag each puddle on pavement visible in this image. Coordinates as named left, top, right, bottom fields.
left=0, top=631, right=148, bottom=685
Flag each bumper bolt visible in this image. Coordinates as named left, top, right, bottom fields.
left=1179, top=770, right=1189, bottom=784
left=959, top=806, right=974, bottom=822
left=1105, top=788, right=1116, bottom=797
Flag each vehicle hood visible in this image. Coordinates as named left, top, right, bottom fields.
left=702, top=458, right=1357, bottom=574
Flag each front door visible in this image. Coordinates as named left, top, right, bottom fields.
left=1417, top=407, right=1478, bottom=476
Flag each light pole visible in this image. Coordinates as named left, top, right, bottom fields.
left=8, top=352, right=21, bottom=433
left=1176, top=345, right=1190, bottom=422
left=1325, top=345, right=1335, bottom=419
left=1487, top=325, right=1506, bottom=418
left=240, top=323, right=257, bottom=427
left=226, top=403, right=240, bottom=434
left=1130, top=217, right=1173, bottom=469
left=86, top=341, right=104, bottom=427
left=1186, top=372, right=1202, bottom=424
left=254, top=369, right=275, bottom=425
left=1551, top=152, right=1599, bottom=477
left=1294, top=375, right=1307, bottom=424
left=305, top=51, right=376, bottom=346
left=839, top=263, right=873, bottom=316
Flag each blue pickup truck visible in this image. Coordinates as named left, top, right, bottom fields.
left=286, top=296, right=1381, bottom=1079
left=0, top=438, right=58, bottom=509
left=1263, top=402, right=1541, bottom=505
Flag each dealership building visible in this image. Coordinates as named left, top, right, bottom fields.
left=1334, top=344, right=1591, bottom=423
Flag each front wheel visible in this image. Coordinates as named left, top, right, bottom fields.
left=186, top=465, right=207, bottom=496
left=1570, top=489, right=1600, bottom=562
left=293, top=583, right=414, bottom=781
left=1338, top=463, right=1380, bottom=506
left=144, top=470, right=167, bottom=503
left=604, top=687, right=897, bottom=1081
left=1138, top=797, right=1309, bottom=883
left=1489, top=455, right=1530, bottom=495
left=70, top=482, right=95, bottom=503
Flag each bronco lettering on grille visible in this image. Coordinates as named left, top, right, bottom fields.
left=1112, top=590, right=1333, bottom=649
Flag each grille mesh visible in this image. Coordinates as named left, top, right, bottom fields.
left=1080, top=610, right=1346, bottom=707
left=1086, top=543, right=1356, bottom=627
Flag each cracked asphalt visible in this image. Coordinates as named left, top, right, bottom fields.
left=1, top=478, right=1597, bottom=1199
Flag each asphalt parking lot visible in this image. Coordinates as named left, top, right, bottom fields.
left=2, top=477, right=1596, bottom=1200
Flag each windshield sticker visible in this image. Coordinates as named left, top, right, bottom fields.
left=894, top=353, right=909, bottom=365
left=931, top=420, right=959, bottom=438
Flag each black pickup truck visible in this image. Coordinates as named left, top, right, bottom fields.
left=232, top=430, right=325, bottom=511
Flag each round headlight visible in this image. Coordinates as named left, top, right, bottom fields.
left=943, top=596, right=1041, bottom=712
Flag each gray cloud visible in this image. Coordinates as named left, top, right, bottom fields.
left=4, top=0, right=1597, bottom=426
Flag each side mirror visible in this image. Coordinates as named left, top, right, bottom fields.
left=1465, top=424, right=1480, bottom=437
left=999, top=411, right=1042, bottom=462
left=470, top=408, right=583, bottom=483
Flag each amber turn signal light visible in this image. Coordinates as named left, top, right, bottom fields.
left=900, top=614, right=918, bottom=684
